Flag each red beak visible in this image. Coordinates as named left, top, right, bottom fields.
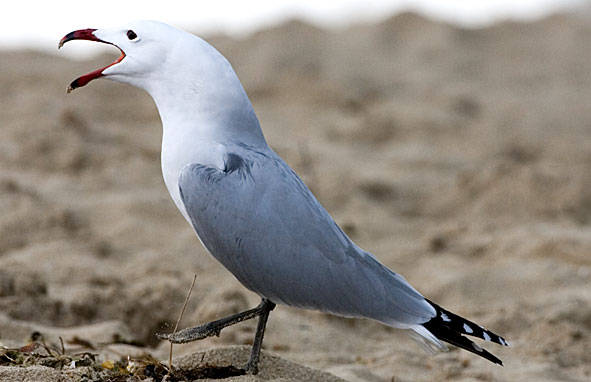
left=58, top=28, right=100, bottom=48
left=59, top=28, right=126, bottom=93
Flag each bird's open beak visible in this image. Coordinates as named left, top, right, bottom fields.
left=59, top=28, right=126, bottom=93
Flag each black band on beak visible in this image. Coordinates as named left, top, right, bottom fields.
left=58, top=28, right=99, bottom=49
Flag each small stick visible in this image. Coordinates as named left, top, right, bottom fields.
left=59, top=337, right=65, bottom=355
left=169, top=275, right=197, bottom=372
left=40, top=335, right=56, bottom=357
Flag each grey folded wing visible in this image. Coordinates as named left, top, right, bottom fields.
left=178, top=150, right=435, bottom=327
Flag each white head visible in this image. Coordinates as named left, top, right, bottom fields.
left=60, top=20, right=264, bottom=145
left=60, top=21, right=188, bottom=91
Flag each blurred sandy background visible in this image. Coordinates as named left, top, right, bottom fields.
left=0, top=11, right=590, bottom=382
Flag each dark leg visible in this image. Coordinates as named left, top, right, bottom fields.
left=157, top=298, right=275, bottom=374
left=157, top=298, right=275, bottom=343
left=245, top=299, right=275, bottom=374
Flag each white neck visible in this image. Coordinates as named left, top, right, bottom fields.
left=141, top=40, right=267, bottom=221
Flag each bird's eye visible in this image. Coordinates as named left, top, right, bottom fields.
left=127, top=30, right=138, bottom=40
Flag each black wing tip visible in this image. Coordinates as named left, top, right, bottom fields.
left=425, top=299, right=509, bottom=346
left=422, top=319, right=505, bottom=366
left=423, top=299, right=507, bottom=366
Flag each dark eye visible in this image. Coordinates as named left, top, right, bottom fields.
left=127, top=30, right=138, bottom=40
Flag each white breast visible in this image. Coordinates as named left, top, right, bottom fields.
left=161, top=127, right=226, bottom=223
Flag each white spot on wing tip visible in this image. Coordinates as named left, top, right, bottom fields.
left=440, top=312, right=451, bottom=322
left=463, top=323, right=473, bottom=334
left=483, top=332, right=491, bottom=341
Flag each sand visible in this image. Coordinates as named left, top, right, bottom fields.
left=0, top=12, right=590, bottom=382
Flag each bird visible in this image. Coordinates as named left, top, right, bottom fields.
left=59, top=20, right=509, bottom=374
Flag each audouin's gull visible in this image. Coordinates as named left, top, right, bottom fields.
left=59, top=21, right=509, bottom=374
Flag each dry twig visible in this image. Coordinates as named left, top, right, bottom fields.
left=169, top=275, right=198, bottom=372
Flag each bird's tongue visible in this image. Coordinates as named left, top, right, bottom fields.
left=59, top=28, right=126, bottom=93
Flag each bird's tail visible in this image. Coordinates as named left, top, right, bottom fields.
left=411, top=299, right=509, bottom=365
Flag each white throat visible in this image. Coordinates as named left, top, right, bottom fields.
left=141, top=38, right=266, bottom=222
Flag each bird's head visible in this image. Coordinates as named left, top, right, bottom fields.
left=60, top=21, right=264, bottom=145
left=59, top=20, right=202, bottom=93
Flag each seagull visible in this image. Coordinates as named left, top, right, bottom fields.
left=59, top=21, right=509, bottom=374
